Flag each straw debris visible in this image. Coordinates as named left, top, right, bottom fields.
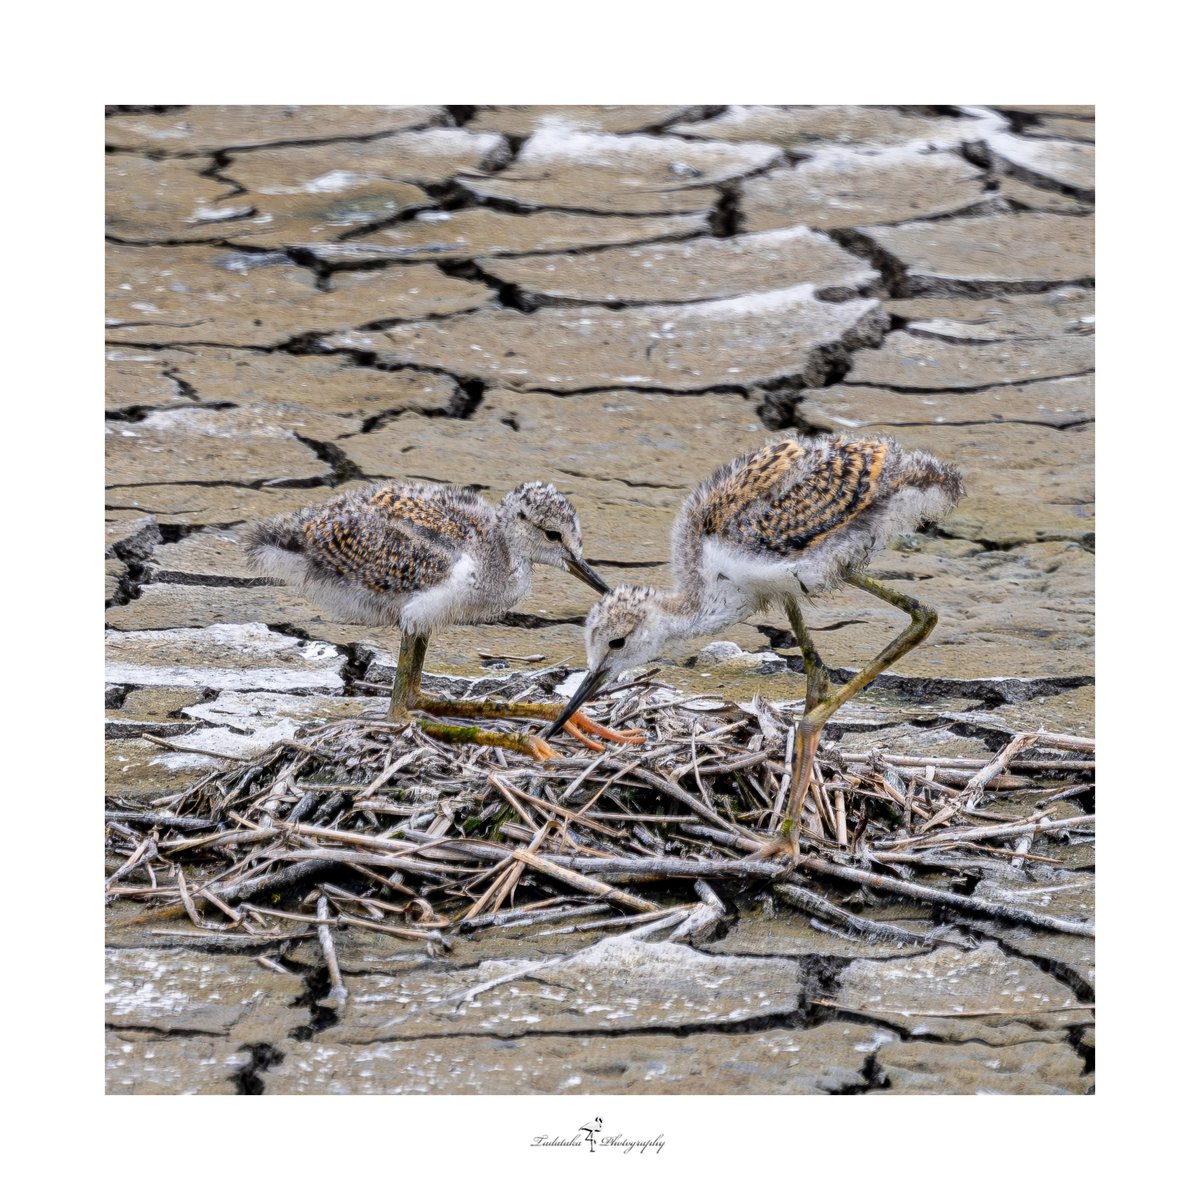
left=106, top=676, right=1096, bottom=973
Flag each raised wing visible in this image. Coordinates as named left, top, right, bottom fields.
left=701, top=437, right=889, bottom=557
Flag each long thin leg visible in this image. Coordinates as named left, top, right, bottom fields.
left=387, top=633, right=555, bottom=761
left=780, top=594, right=834, bottom=839
left=388, top=632, right=428, bottom=718
left=416, top=697, right=645, bottom=749
left=783, top=595, right=833, bottom=713
left=779, top=573, right=938, bottom=854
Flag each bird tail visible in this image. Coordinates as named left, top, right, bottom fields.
left=891, top=450, right=966, bottom=508
left=245, top=513, right=309, bottom=579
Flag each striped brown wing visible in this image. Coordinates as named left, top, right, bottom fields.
left=302, top=490, right=471, bottom=595
left=367, top=485, right=488, bottom=546
left=705, top=438, right=889, bottom=556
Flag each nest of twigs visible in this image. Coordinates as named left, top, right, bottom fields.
left=106, top=674, right=1096, bottom=974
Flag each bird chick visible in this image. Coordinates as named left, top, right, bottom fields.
left=546, top=434, right=964, bottom=850
left=248, top=478, right=627, bottom=759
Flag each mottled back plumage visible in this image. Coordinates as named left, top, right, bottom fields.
left=673, top=434, right=964, bottom=590
left=247, top=479, right=601, bottom=634
left=699, top=437, right=888, bottom=554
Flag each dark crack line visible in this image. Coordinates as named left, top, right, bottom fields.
left=106, top=231, right=260, bottom=248
left=149, top=571, right=279, bottom=588
left=104, top=295, right=495, bottom=354
left=316, top=224, right=715, bottom=270
left=495, top=612, right=585, bottom=630
left=806, top=416, right=1095, bottom=432
left=627, top=105, right=730, bottom=136
left=834, top=369, right=1094, bottom=396
left=898, top=324, right=1094, bottom=349
left=353, top=368, right=755, bottom=401
left=106, top=1022, right=230, bottom=1040
left=1067, top=1023, right=1095, bottom=1076
left=106, top=401, right=237, bottom=423
left=958, top=921, right=1095, bottom=1005
left=938, top=528, right=1095, bottom=553
left=589, top=560, right=668, bottom=569
left=230, top=1042, right=286, bottom=1094
left=486, top=276, right=881, bottom=314
left=977, top=143, right=1096, bottom=204
left=450, top=187, right=723, bottom=222
left=106, top=475, right=330, bottom=491
left=295, top=1007, right=825, bottom=1049
left=197, top=149, right=249, bottom=195
left=766, top=666, right=1096, bottom=708
left=555, top=468, right=687, bottom=491
left=907, top=275, right=1096, bottom=300
left=436, top=258, right=537, bottom=314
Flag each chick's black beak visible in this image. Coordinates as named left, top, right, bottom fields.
left=565, top=555, right=610, bottom=595
left=543, top=667, right=611, bottom=739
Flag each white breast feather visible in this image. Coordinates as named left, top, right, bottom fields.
left=401, top=553, right=480, bottom=632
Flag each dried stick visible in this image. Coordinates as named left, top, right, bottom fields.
left=106, top=837, right=156, bottom=889
left=884, top=813, right=1094, bottom=850
left=141, top=733, right=253, bottom=763
left=959, top=731, right=1042, bottom=810
left=774, top=883, right=957, bottom=948
left=556, top=906, right=692, bottom=937
left=510, top=849, right=659, bottom=914
left=316, top=895, right=348, bottom=1008
left=791, top=855, right=1094, bottom=937
left=456, top=902, right=610, bottom=932
left=104, top=811, right=217, bottom=831
left=112, top=859, right=333, bottom=927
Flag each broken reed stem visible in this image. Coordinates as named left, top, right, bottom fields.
left=792, top=855, right=1094, bottom=937
left=884, top=813, right=1095, bottom=850
left=316, top=895, right=347, bottom=1007
left=959, top=731, right=1042, bottom=810
left=835, top=752, right=1095, bottom=772
left=774, top=883, right=948, bottom=947
left=455, top=902, right=610, bottom=933
left=510, top=849, right=660, bottom=914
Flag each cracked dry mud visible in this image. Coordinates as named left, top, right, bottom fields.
left=105, top=104, right=1094, bottom=1096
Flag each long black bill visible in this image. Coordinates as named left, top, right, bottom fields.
left=543, top=667, right=611, bottom=739
left=565, top=556, right=610, bottom=595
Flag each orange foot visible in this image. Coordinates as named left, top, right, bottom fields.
left=521, top=735, right=557, bottom=762
left=562, top=710, right=646, bottom=751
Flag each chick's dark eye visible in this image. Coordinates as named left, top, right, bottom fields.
left=545, top=530, right=563, bottom=542
left=608, top=637, right=626, bottom=650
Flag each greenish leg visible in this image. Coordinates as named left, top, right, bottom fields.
left=388, top=633, right=428, bottom=719
left=409, top=716, right=556, bottom=761
left=778, top=574, right=938, bottom=855
left=387, top=633, right=554, bottom=760
left=780, top=594, right=833, bottom=843
left=415, top=697, right=644, bottom=746
left=783, top=595, right=834, bottom=713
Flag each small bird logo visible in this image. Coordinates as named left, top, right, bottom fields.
left=579, top=1117, right=603, bottom=1152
